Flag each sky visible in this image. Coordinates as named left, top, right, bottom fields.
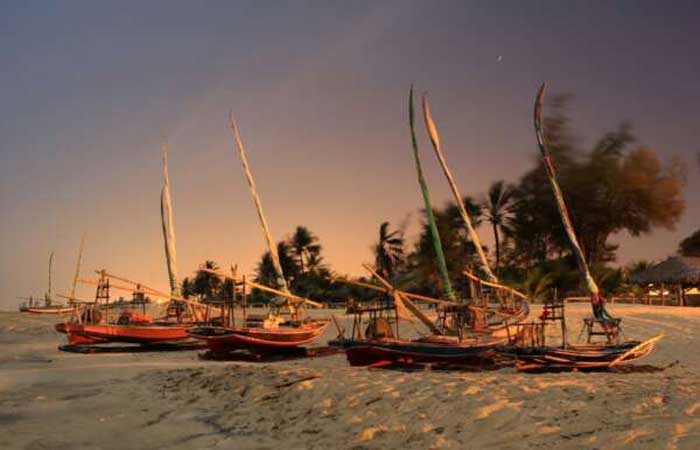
left=1, top=0, right=698, bottom=309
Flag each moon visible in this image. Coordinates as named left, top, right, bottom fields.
left=497, top=55, right=503, bottom=62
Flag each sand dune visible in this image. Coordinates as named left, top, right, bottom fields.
left=1, top=305, right=699, bottom=449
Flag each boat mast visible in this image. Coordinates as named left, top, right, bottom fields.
left=69, top=235, right=85, bottom=304
left=533, top=83, right=611, bottom=321
left=422, top=94, right=498, bottom=283
left=228, top=114, right=289, bottom=293
left=46, top=251, right=54, bottom=305
left=160, top=142, right=181, bottom=297
left=409, top=86, right=456, bottom=301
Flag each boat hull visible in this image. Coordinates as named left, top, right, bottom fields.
left=337, top=337, right=506, bottom=366
left=188, top=320, right=329, bottom=353
left=55, top=322, right=192, bottom=345
left=510, top=338, right=661, bottom=371
left=26, top=306, right=76, bottom=315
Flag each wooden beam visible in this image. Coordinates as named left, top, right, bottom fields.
left=361, top=264, right=443, bottom=335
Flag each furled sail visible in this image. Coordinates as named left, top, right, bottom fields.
left=228, top=114, right=290, bottom=293
left=409, top=86, right=456, bottom=301
left=422, top=94, right=498, bottom=283
left=160, top=142, right=181, bottom=297
left=533, top=83, right=611, bottom=321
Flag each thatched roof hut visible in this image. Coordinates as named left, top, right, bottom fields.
left=630, top=256, right=700, bottom=285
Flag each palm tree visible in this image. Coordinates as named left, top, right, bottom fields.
left=518, top=267, right=554, bottom=302
left=180, top=277, right=194, bottom=299
left=305, top=252, right=326, bottom=273
left=373, top=221, right=405, bottom=281
left=483, top=181, right=516, bottom=270
left=193, top=260, right=222, bottom=303
left=255, top=241, right=301, bottom=289
left=290, top=226, right=321, bottom=274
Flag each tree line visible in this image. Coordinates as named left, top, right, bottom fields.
left=180, top=94, right=692, bottom=304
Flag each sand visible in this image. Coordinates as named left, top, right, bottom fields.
left=1, top=304, right=699, bottom=449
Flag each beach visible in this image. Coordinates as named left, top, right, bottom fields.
left=1, top=304, right=699, bottom=450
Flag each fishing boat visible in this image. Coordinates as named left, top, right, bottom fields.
left=55, top=270, right=202, bottom=345
left=332, top=263, right=510, bottom=366
left=187, top=266, right=329, bottom=352
left=505, top=83, right=662, bottom=371
left=55, top=144, right=205, bottom=346
left=18, top=252, right=77, bottom=314
left=331, top=87, right=526, bottom=367
left=186, top=114, right=329, bottom=354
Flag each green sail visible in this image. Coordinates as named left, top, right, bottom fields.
left=409, top=86, right=456, bottom=301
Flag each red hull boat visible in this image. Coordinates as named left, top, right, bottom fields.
left=187, top=320, right=329, bottom=353
left=55, top=321, right=192, bottom=346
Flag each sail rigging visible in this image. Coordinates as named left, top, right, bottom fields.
left=421, top=94, right=498, bottom=282
left=533, top=83, right=611, bottom=321
left=228, top=113, right=289, bottom=293
left=160, top=142, right=181, bottom=297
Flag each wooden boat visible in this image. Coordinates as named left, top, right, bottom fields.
left=18, top=253, right=76, bottom=314
left=502, top=84, right=664, bottom=371
left=56, top=145, right=206, bottom=347
left=27, top=305, right=76, bottom=315
left=340, top=335, right=505, bottom=367
left=330, top=89, right=529, bottom=367
left=512, top=336, right=662, bottom=371
left=185, top=115, right=330, bottom=354
left=188, top=320, right=329, bottom=352
left=56, top=319, right=191, bottom=346
left=55, top=272, right=203, bottom=346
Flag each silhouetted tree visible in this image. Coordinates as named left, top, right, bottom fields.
left=290, top=226, right=321, bottom=274
left=482, top=180, right=516, bottom=270
left=373, top=221, right=406, bottom=282
left=508, top=95, right=685, bottom=267
left=193, top=260, right=222, bottom=303
left=679, top=230, right=700, bottom=257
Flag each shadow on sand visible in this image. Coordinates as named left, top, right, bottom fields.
left=58, top=342, right=207, bottom=354
left=516, top=362, right=675, bottom=374
left=198, top=345, right=344, bottom=363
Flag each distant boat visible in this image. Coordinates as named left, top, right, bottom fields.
left=18, top=252, right=76, bottom=315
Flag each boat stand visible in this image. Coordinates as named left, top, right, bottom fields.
left=578, top=317, right=622, bottom=344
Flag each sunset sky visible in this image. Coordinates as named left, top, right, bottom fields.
left=1, top=1, right=698, bottom=309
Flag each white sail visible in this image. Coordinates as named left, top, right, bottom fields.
left=228, top=114, right=289, bottom=293
left=161, top=142, right=181, bottom=297
left=422, top=95, right=498, bottom=282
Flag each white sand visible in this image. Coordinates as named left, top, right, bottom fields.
left=1, top=304, right=699, bottom=449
